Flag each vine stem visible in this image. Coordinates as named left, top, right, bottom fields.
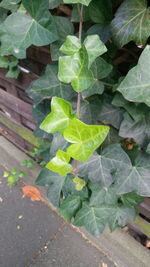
left=73, top=4, right=83, bottom=176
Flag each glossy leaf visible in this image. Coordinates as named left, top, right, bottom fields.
left=60, top=35, right=81, bottom=55
left=1, top=0, right=58, bottom=57
left=64, top=118, right=109, bottom=162
left=40, top=97, right=76, bottom=134
left=36, top=168, right=66, bottom=207
left=73, top=177, right=86, bottom=191
left=74, top=202, right=105, bottom=236
left=89, top=183, right=119, bottom=206
left=117, top=46, right=150, bottom=107
left=119, top=112, right=150, bottom=145
left=46, top=150, right=73, bottom=176
left=59, top=195, right=81, bottom=222
left=88, top=0, right=112, bottom=25
left=0, top=0, right=20, bottom=12
left=27, top=65, right=75, bottom=105
left=58, top=45, right=95, bottom=92
left=111, top=0, right=150, bottom=47
left=63, top=0, right=92, bottom=6
left=84, top=35, right=107, bottom=67
left=116, top=152, right=150, bottom=196
left=78, top=144, right=132, bottom=187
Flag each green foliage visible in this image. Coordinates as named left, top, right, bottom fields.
left=2, top=0, right=150, bottom=236
left=3, top=168, right=25, bottom=186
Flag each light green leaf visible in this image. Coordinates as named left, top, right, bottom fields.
left=84, top=35, right=107, bottom=67
left=40, top=97, right=76, bottom=134
left=0, top=0, right=58, bottom=57
left=60, top=35, right=81, bottom=55
left=59, top=195, right=81, bottom=222
left=58, top=45, right=95, bottom=92
left=64, top=118, right=109, bottom=162
left=46, top=150, right=73, bottom=176
left=36, top=168, right=66, bottom=207
left=111, top=0, right=150, bottom=47
left=73, top=177, right=86, bottom=191
left=63, top=0, right=92, bottom=6
left=116, top=152, right=150, bottom=196
left=78, top=144, right=132, bottom=187
left=27, top=65, right=75, bottom=105
left=117, top=46, right=150, bottom=107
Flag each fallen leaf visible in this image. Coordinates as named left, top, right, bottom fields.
left=146, top=240, right=150, bottom=248
left=99, top=263, right=108, bottom=267
left=22, top=186, right=43, bottom=201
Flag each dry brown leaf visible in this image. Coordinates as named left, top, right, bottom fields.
left=22, top=186, right=43, bottom=201
left=146, top=240, right=150, bottom=248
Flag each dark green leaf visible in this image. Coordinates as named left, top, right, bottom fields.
left=36, top=168, right=66, bottom=207
left=59, top=195, right=81, bottom=222
left=117, top=46, right=150, bottom=107
left=121, top=192, right=144, bottom=207
left=49, top=0, right=63, bottom=9
left=78, top=144, right=131, bottom=187
left=88, top=0, right=112, bottom=25
left=116, top=152, right=150, bottom=196
left=27, top=65, right=75, bottom=105
left=111, top=0, right=150, bottom=47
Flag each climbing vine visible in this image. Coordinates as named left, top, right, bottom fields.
left=0, top=0, right=150, bottom=235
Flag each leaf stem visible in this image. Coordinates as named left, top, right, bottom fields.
left=73, top=4, right=84, bottom=175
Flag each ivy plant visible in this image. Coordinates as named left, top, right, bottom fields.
left=1, top=0, right=150, bottom=236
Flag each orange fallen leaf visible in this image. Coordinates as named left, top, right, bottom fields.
left=22, top=186, right=43, bottom=201
left=146, top=240, right=150, bottom=248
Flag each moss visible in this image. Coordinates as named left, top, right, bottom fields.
left=0, top=114, right=39, bottom=147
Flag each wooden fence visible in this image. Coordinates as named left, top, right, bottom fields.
left=0, top=45, right=51, bottom=151
left=0, top=45, right=150, bottom=242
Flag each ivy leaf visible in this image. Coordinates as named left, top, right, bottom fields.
left=84, top=35, right=107, bottom=67
left=0, top=0, right=20, bottom=11
left=73, top=177, right=86, bottom=191
left=40, top=97, right=76, bottom=134
left=27, top=65, right=75, bottom=105
left=59, top=195, right=81, bottom=222
left=89, top=183, right=119, bottom=206
left=46, top=150, right=73, bottom=176
left=74, top=202, right=135, bottom=235
left=121, top=192, right=144, bottom=208
left=53, top=16, right=74, bottom=42
left=108, top=205, right=136, bottom=232
left=117, top=46, right=150, bottom=107
left=119, top=112, right=150, bottom=145
left=116, top=152, right=150, bottom=196
left=49, top=0, right=63, bottom=9
left=97, top=95, right=125, bottom=129
left=64, top=118, right=109, bottom=162
left=91, top=57, right=113, bottom=80
left=36, top=168, right=66, bottom=207
left=81, top=81, right=104, bottom=99
left=111, top=0, right=150, bottom=47
left=50, top=133, right=68, bottom=158
left=62, top=174, right=89, bottom=199
left=58, top=45, right=95, bottom=92
left=63, top=0, right=92, bottom=6
left=78, top=144, right=132, bottom=187
left=1, top=0, right=58, bottom=57
left=60, top=35, right=81, bottom=55
left=88, top=0, right=113, bottom=25
left=74, top=202, right=105, bottom=236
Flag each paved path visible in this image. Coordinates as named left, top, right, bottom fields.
left=0, top=136, right=150, bottom=267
